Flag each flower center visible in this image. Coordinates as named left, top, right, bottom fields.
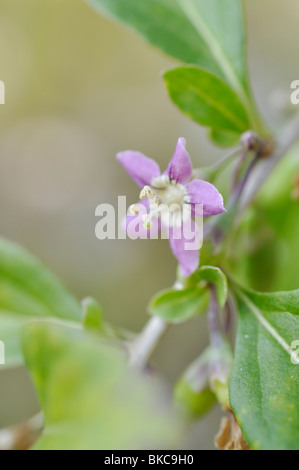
left=138, top=175, right=190, bottom=228
left=149, top=175, right=187, bottom=206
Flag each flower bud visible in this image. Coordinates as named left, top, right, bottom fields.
left=208, top=338, right=234, bottom=408
left=240, top=131, right=260, bottom=151
left=174, top=348, right=216, bottom=419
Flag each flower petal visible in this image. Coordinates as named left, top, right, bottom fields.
left=117, top=151, right=161, bottom=188
left=166, top=138, right=192, bottom=184
left=169, top=224, right=200, bottom=277
left=186, top=179, right=226, bottom=217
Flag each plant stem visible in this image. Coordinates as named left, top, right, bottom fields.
left=203, top=154, right=259, bottom=240
left=0, top=412, right=43, bottom=450
left=239, top=112, right=299, bottom=212
left=129, top=281, right=185, bottom=370
left=208, top=286, right=222, bottom=348
left=129, top=316, right=168, bottom=370
left=224, top=294, right=237, bottom=335
left=231, top=150, right=249, bottom=190
left=210, top=146, right=242, bottom=171
left=193, top=147, right=242, bottom=185
left=230, top=154, right=260, bottom=206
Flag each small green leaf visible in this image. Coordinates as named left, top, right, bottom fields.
left=230, top=290, right=299, bottom=450
left=0, top=238, right=81, bottom=367
left=82, top=297, right=104, bottom=332
left=149, top=287, right=208, bottom=323
left=189, top=266, right=228, bottom=307
left=82, top=298, right=136, bottom=342
left=164, top=66, right=250, bottom=133
left=22, top=323, right=179, bottom=450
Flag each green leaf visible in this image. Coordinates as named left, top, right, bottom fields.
left=149, top=287, right=208, bottom=323
left=230, top=290, right=299, bottom=450
left=22, top=323, right=179, bottom=450
left=87, top=0, right=248, bottom=92
left=87, top=0, right=265, bottom=132
left=164, top=66, right=250, bottom=134
left=209, top=128, right=240, bottom=148
left=0, top=238, right=81, bottom=367
left=189, top=266, right=228, bottom=307
left=0, top=238, right=81, bottom=321
left=246, top=289, right=299, bottom=316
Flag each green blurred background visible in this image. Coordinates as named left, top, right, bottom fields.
left=0, top=0, right=298, bottom=449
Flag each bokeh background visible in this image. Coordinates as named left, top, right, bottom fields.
left=0, top=0, right=297, bottom=449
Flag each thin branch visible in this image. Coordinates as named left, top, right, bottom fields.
left=0, top=412, right=43, bottom=450
left=231, top=154, right=260, bottom=206
left=223, top=294, right=237, bottom=335
left=239, top=113, right=299, bottom=212
left=129, top=281, right=184, bottom=370
left=208, top=286, right=222, bottom=348
left=129, top=316, right=168, bottom=370
left=209, top=146, right=242, bottom=171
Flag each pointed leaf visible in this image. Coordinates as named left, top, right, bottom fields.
left=149, top=287, right=208, bottom=323
left=189, top=266, right=228, bottom=307
left=164, top=67, right=250, bottom=133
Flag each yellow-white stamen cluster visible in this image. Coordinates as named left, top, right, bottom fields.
left=138, top=175, right=191, bottom=229
left=128, top=204, right=140, bottom=216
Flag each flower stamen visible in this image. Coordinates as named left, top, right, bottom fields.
left=128, top=204, right=140, bottom=216
left=142, top=214, right=152, bottom=229
left=140, top=185, right=156, bottom=200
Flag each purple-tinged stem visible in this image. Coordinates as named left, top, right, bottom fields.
left=231, top=150, right=249, bottom=191
left=230, top=154, right=260, bottom=206
left=239, top=112, right=299, bottom=212
left=208, top=286, right=223, bottom=348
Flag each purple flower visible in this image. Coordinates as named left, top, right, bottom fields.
left=117, top=138, right=225, bottom=277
